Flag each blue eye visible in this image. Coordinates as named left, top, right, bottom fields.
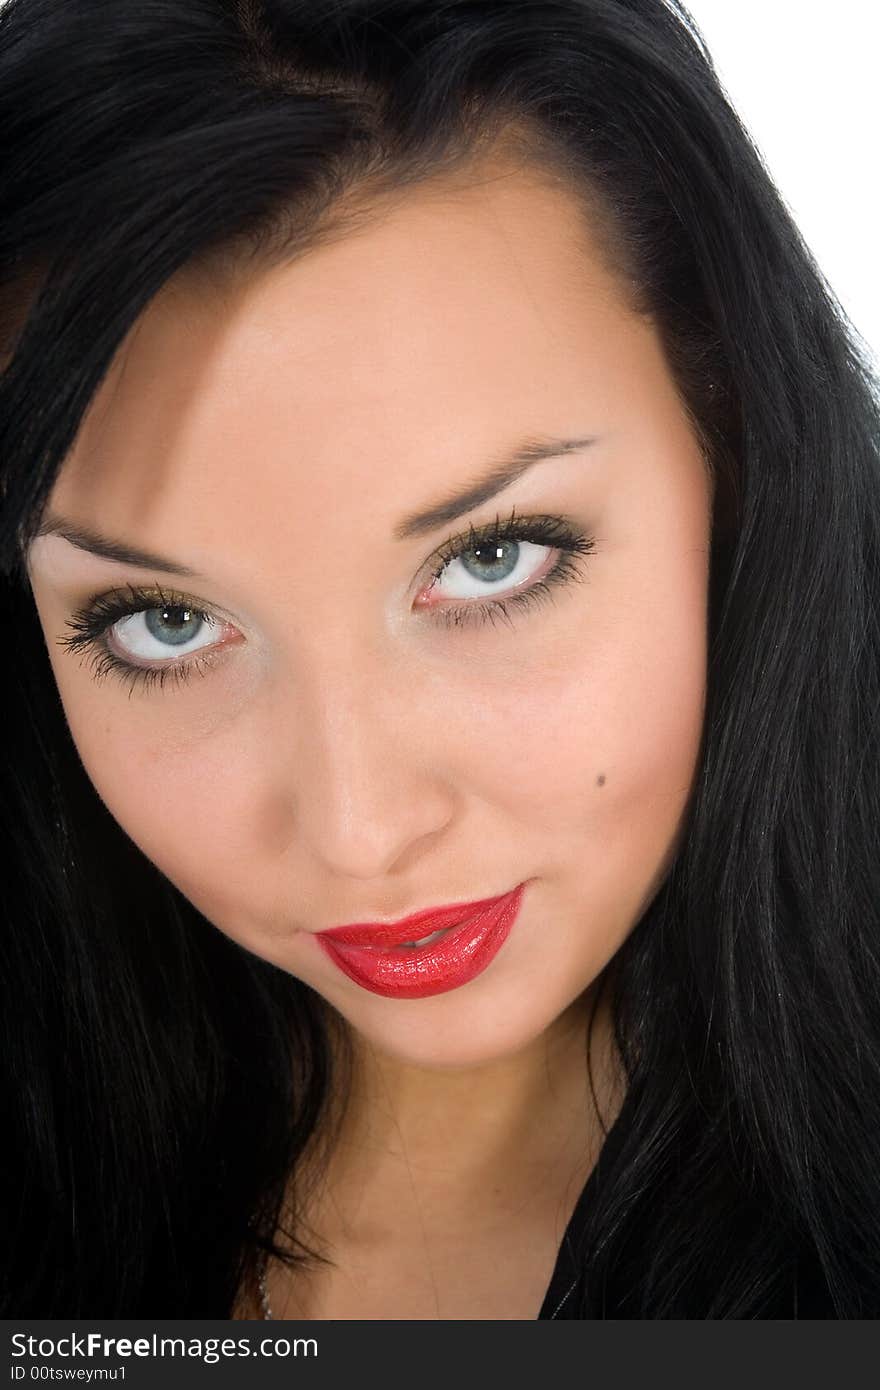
left=56, top=583, right=228, bottom=695
left=55, top=509, right=597, bottom=695
left=114, top=602, right=218, bottom=654
left=420, top=509, right=596, bottom=631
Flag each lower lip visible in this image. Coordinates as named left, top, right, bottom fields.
left=316, top=882, right=527, bottom=999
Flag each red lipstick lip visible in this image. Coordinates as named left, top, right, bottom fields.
left=315, top=881, right=528, bottom=1000
left=317, top=888, right=519, bottom=949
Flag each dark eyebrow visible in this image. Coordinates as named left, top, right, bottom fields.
left=393, top=434, right=600, bottom=540
left=32, top=516, right=206, bottom=578
left=32, top=433, right=600, bottom=574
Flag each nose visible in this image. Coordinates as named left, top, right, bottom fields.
left=282, top=655, right=457, bottom=883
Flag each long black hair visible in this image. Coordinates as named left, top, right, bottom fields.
left=1, top=0, right=878, bottom=1318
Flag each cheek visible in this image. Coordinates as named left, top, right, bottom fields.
left=454, top=532, right=708, bottom=902
left=49, top=671, right=255, bottom=919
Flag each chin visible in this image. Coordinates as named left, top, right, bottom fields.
left=342, top=997, right=561, bottom=1072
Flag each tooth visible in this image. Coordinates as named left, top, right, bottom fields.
left=403, top=928, right=446, bottom=948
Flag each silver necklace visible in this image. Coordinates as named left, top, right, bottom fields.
left=257, top=1246, right=568, bottom=1320
left=257, top=1252, right=274, bottom=1320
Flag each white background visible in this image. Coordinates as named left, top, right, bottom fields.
left=684, top=0, right=878, bottom=370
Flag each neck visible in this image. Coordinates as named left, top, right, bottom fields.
left=295, top=974, right=626, bottom=1244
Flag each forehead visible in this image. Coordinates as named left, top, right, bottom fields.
left=44, top=158, right=646, bottom=558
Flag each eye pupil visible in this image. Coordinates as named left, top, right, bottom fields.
left=464, top=538, right=519, bottom=582
left=144, top=605, right=203, bottom=645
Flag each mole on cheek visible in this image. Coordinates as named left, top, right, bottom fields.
left=596, top=774, right=606, bottom=787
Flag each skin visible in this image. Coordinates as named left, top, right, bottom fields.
left=25, top=148, right=712, bottom=1318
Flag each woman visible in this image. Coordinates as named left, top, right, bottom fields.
left=1, top=0, right=878, bottom=1320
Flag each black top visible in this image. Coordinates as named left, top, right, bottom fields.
left=536, top=1090, right=631, bottom=1320
left=535, top=1091, right=840, bottom=1319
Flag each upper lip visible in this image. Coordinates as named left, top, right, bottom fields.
left=316, top=886, right=518, bottom=948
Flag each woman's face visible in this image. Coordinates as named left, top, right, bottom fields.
left=26, top=157, right=712, bottom=1069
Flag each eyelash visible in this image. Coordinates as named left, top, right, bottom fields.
left=56, top=507, right=596, bottom=696
left=427, top=508, right=595, bottom=629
